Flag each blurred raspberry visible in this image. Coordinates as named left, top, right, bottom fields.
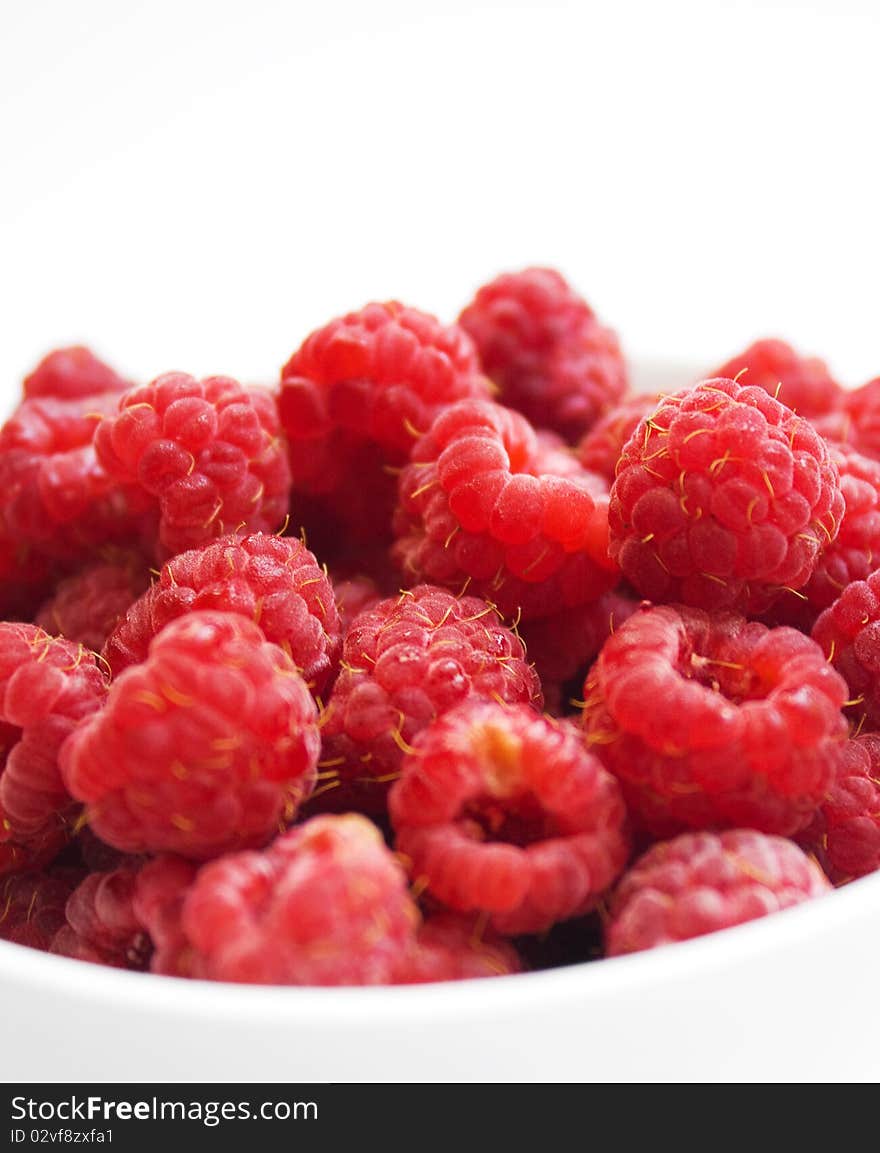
left=582, top=604, right=848, bottom=837
left=608, top=377, right=844, bottom=612
left=154, top=815, right=421, bottom=984
left=799, top=732, right=880, bottom=884
left=279, top=302, right=488, bottom=548
left=60, top=611, right=319, bottom=859
left=0, top=866, right=84, bottom=950
left=391, top=702, right=630, bottom=934
left=331, top=572, right=384, bottom=637
left=458, top=267, right=627, bottom=441
left=316, top=585, right=542, bottom=813
left=709, top=338, right=841, bottom=418
left=36, top=555, right=150, bottom=653
left=811, top=569, right=880, bottom=728
left=605, top=830, right=831, bottom=956
left=94, top=374, right=290, bottom=557
left=23, top=346, right=130, bottom=401
left=50, top=862, right=151, bottom=968
left=394, top=913, right=522, bottom=983
left=576, top=394, right=658, bottom=482
left=103, top=533, right=340, bottom=697
left=393, top=398, right=618, bottom=621
left=0, top=624, right=108, bottom=875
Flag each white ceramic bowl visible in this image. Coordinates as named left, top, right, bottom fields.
left=1, top=358, right=878, bottom=1083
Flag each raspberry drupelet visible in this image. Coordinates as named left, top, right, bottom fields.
left=581, top=604, right=848, bottom=837
left=50, top=862, right=151, bottom=969
left=94, top=373, right=290, bottom=557
left=60, top=611, right=320, bottom=859
left=102, top=532, right=341, bottom=697
left=605, top=830, right=831, bottom=956
left=0, top=624, right=109, bottom=876
left=799, top=733, right=880, bottom=884
left=0, top=867, right=84, bottom=951
left=576, top=394, right=659, bottom=483
left=391, top=701, right=630, bottom=934
left=393, top=398, right=618, bottom=622
left=23, top=346, right=130, bottom=401
left=316, top=585, right=542, bottom=813
left=608, top=378, right=844, bottom=613
left=709, top=338, right=841, bottom=419
left=152, top=815, right=421, bottom=985
left=458, top=267, right=627, bottom=442
left=811, top=569, right=880, bottom=728
left=278, top=302, right=489, bottom=548
left=35, top=555, right=150, bottom=653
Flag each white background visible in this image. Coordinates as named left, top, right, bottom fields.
left=1, top=0, right=878, bottom=399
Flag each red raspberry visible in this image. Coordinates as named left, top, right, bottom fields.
left=799, top=733, right=880, bottom=883
left=102, top=533, right=341, bottom=697
left=811, top=569, right=880, bottom=727
left=605, top=830, right=831, bottom=956
left=60, top=611, right=320, bottom=859
left=279, top=302, right=488, bottom=546
left=608, top=378, right=844, bottom=612
left=458, top=267, right=627, bottom=442
left=317, top=585, right=542, bottom=812
left=768, top=444, right=880, bottom=629
left=131, top=855, right=197, bottom=976
left=391, top=702, right=630, bottom=934
left=94, top=374, right=290, bottom=557
left=709, top=338, right=841, bottom=418
left=35, top=556, right=150, bottom=653
left=0, top=392, right=154, bottom=566
left=582, top=604, right=848, bottom=837
left=0, top=867, right=84, bottom=950
left=394, top=913, right=522, bottom=983
left=576, top=394, right=658, bottom=482
left=520, top=586, right=641, bottom=689
left=155, top=816, right=420, bottom=984
left=393, top=398, right=618, bottom=621
left=834, top=377, right=880, bottom=461
left=23, top=346, right=130, bottom=401
left=0, top=539, right=55, bottom=619
left=50, top=863, right=151, bottom=968
left=0, top=624, right=108, bottom=875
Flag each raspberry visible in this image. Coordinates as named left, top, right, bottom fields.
left=0, top=867, right=84, bottom=950
left=608, top=378, right=844, bottom=612
left=393, top=398, right=618, bottom=621
left=576, top=394, right=658, bottom=482
left=391, top=702, right=630, bottom=934
left=50, top=862, right=151, bottom=968
left=94, top=374, right=290, bottom=557
left=768, top=444, right=880, bottom=629
left=811, top=569, right=880, bottom=727
left=35, top=556, right=150, bottom=653
left=0, top=624, right=108, bottom=874
left=835, top=377, right=880, bottom=461
left=102, top=533, right=341, bottom=697
left=23, top=346, right=130, bottom=401
left=799, top=733, right=880, bottom=883
left=458, top=267, right=627, bottom=441
left=0, top=391, right=154, bottom=566
left=709, top=338, right=841, bottom=418
left=0, top=539, right=55, bottom=620
left=317, top=586, right=542, bottom=812
left=130, top=855, right=197, bottom=976
left=394, top=913, right=522, bottom=983
left=582, top=604, right=848, bottom=836
left=155, top=815, right=420, bottom=984
left=279, top=302, right=488, bottom=546
left=520, top=586, right=641, bottom=689
left=605, top=830, right=831, bottom=956
left=60, top=611, right=320, bottom=859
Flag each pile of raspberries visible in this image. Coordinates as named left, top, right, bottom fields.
left=2, top=270, right=878, bottom=987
